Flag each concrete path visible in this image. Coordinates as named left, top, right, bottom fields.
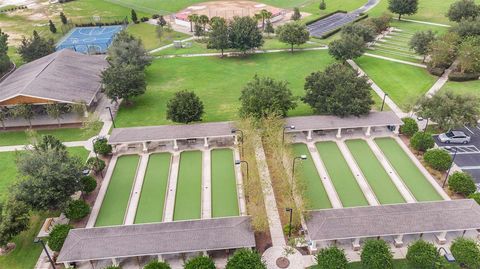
left=306, top=142, right=343, bottom=209
left=124, top=154, right=149, bottom=225
left=425, top=61, right=457, bottom=97
left=364, top=53, right=427, bottom=68
left=149, top=37, right=195, bottom=54
left=163, top=152, right=180, bottom=222
left=366, top=138, right=417, bottom=203
left=156, top=46, right=328, bottom=58
left=0, top=140, right=87, bottom=152
left=262, top=246, right=305, bottom=269
left=336, top=140, right=379, bottom=206
left=234, top=148, right=248, bottom=216
left=396, top=18, right=451, bottom=27
left=202, top=150, right=212, bottom=219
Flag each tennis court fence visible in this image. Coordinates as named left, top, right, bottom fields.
left=61, top=16, right=128, bottom=35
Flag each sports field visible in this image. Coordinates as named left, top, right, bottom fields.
left=95, top=155, right=140, bottom=227
left=173, top=151, right=203, bottom=221
left=374, top=137, right=443, bottom=201
left=57, top=25, right=124, bottom=54
left=134, top=153, right=172, bottom=224
left=345, top=139, right=405, bottom=204
left=211, top=149, right=239, bottom=217
left=315, top=142, right=369, bottom=207
left=292, top=144, right=332, bottom=209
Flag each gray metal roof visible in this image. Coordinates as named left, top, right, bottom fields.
left=306, top=200, right=480, bottom=241
left=0, top=49, right=108, bottom=105
left=285, top=111, right=403, bottom=131
left=57, top=216, right=255, bottom=263
left=108, top=121, right=235, bottom=144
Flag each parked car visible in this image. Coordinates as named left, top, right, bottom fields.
left=438, top=130, right=471, bottom=144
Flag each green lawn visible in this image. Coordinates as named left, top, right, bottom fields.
left=356, top=56, right=437, bottom=110
left=345, top=139, right=405, bottom=204
left=116, top=50, right=335, bottom=127
left=315, top=141, right=369, bottom=207
left=441, top=80, right=480, bottom=98
left=312, top=259, right=461, bottom=269
left=211, top=149, right=239, bottom=218
left=0, top=151, right=18, bottom=201
left=292, top=143, right=332, bottom=209
left=135, top=153, right=171, bottom=224
left=95, top=154, right=139, bottom=227
left=126, top=22, right=190, bottom=51
left=174, top=150, right=202, bottom=221
left=374, top=137, right=443, bottom=201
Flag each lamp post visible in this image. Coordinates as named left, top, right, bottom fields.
left=286, top=208, right=293, bottom=238
left=381, top=93, right=388, bottom=112
left=105, top=106, right=116, bottom=128
left=34, top=238, right=56, bottom=269
left=231, top=128, right=244, bottom=157
left=235, top=160, right=249, bottom=182
left=291, top=155, right=307, bottom=196
left=443, top=147, right=458, bottom=188
left=282, top=125, right=295, bottom=144
left=433, top=247, right=455, bottom=268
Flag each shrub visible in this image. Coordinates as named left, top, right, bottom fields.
left=400, top=118, right=418, bottom=137
left=152, top=14, right=160, bottom=19
left=94, top=138, right=112, bottom=155
left=410, top=132, right=435, bottom=152
left=448, top=71, right=480, bottom=81
left=427, top=66, right=446, bottom=76
left=184, top=256, right=215, bottom=269
left=451, top=238, right=480, bottom=268
left=316, top=246, right=348, bottom=269
left=140, top=16, right=149, bottom=22
left=469, top=192, right=480, bottom=204
left=86, top=157, right=106, bottom=173
left=144, top=260, right=171, bottom=269
left=81, top=175, right=97, bottom=193
left=65, top=199, right=90, bottom=220
left=361, top=239, right=393, bottom=269
left=406, top=240, right=438, bottom=269
left=226, top=249, right=266, bottom=269
left=166, top=90, right=204, bottom=123
left=424, top=149, right=452, bottom=171
left=48, top=224, right=72, bottom=252
left=449, top=171, right=476, bottom=196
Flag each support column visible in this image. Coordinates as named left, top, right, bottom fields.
left=204, top=137, right=209, bottom=149
left=336, top=128, right=342, bottom=139
left=203, top=250, right=208, bottom=257
left=234, top=135, right=238, bottom=145
left=365, top=126, right=371, bottom=137
left=112, top=145, right=117, bottom=155
left=394, top=234, right=404, bottom=248
left=306, top=130, right=313, bottom=141
left=436, top=231, right=447, bottom=245
left=173, top=139, right=178, bottom=150
left=83, top=108, right=89, bottom=118
left=309, top=240, right=318, bottom=253
left=64, top=262, right=72, bottom=268
left=112, top=258, right=118, bottom=266
left=157, top=254, right=163, bottom=262
left=142, top=142, right=148, bottom=153
left=352, top=238, right=361, bottom=251
left=393, top=125, right=400, bottom=134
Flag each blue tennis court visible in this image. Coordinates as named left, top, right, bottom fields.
left=56, top=25, right=124, bottom=54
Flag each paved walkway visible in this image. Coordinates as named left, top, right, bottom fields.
left=202, top=150, right=212, bottom=219
left=233, top=148, right=248, bottom=216
left=163, top=152, right=180, bottom=222
left=149, top=37, right=195, bottom=54
left=397, top=18, right=451, bottom=27
left=124, top=153, right=149, bottom=225
left=262, top=246, right=305, bottom=269
left=156, top=46, right=328, bottom=58
left=425, top=61, right=457, bottom=97
left=364, top=53, right=427, bottom=68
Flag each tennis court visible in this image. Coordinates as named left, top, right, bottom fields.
left=211, top=149, right=239, bottom=218
left=56, top=25, right=124, bottom=54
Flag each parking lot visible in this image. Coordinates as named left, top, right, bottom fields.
left=434, top=125, right=480, bottom=185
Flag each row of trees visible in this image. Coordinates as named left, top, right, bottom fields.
left=0, top=29, right=10, bottom=74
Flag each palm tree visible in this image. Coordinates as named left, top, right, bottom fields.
left=187, top=14, right=199, bottom=32
left=198, top=14, right=209, bottom=31
left=260, top=9, right=272, bottom=30
left=254, top=13, right=262, bottom=25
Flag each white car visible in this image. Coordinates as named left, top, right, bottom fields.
left=438, top=131, right=471, bottom=144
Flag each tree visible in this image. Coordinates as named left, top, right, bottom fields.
left=207, top=17, right=230, bottom=56
left=410, top=132, right=434, bottom=152
left=452, top=18, right=480, bottom=38
left=144, top=260, right=171, bottom=269
left=107, top=31, right=152, bottom=70
left=316, top=246, right=348, bottom=269
left=229, top=16, right=264, bottom=53
left=166, top=90, right=204, bottom=123
left=11, top=103, right=34, bottom=128
left=48, top=20, right=57, bottom=34
left=291, top=7, right=301, bottom=21
left=449, top=171, right=476, bottom=196
left=48, top=224, right=72, bottom=252
left=428, top=32, right=460, bottom=68
left=457, top=36, right=480, bottom=73
left=194, top=23, right=205, bottom=37
left=0, top=198, right=30, bottom=248
left=388, top=0, right=418, bottom=20
left=406, top=240, right=438, bottom=269
left=260, top=9, right=272, bottom=29
left=93, top=137, right=112, bottom=155
left=101, top=64, right=147, bottom=104
left=226, top=249, right=266, bottom=269
left=187, top=14, right=199, bottom=32
left=423, top=148, right=452, bottom=171
left=265, top=20, right=274, bottom=35
left=239, top=75, right=297, bottom=119
left=198, top=15, right=209, bottom=32
left=303, top=63, right=373, bottom=117
left=365, top=14, right=392, bottom=33
left=60, top=12, right=68, bottom=24
left=451, top=238, right=480, bottom=268
left=342, top=24, right=376, bottom=43
left=319, top=0, right=326, bottom=10
left=328, top=35, right=366, bottom=61
left=400, top=117, right=419, bottom=137
left=469, top=192, right=480, bottom=204
left=277, top=22, right=310, bottom=52
left=131, top=9, right=138, bottom=23
left=409, top=30, right=436, bottom=62
left=18, top=30, right=55, bottom=62
left=86, top=157, right=106, bottom=174
left=0, top=106, right=9, bottom=130
left=65, top=199, right=90, bottom=220
left=415, top=92, right=480, bottom=130
left=447, top=0, right=480, bottom=22
left=158, top=15, right=167, bottom=27
left=361, top=239, right=393, bottom=269
left=45, top=103, right=66, bottom=127
left=0, top=28, right=10, bottom=74
left=184, top=256, right=215, bottom=269
left=80, top=176, right=97, bottom=193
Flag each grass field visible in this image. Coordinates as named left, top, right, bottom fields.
left=441, top=80, right=480, bottom=98
left=292, top=144, right=332, bottom=209
left=95, top=154, right=139, bottom=227
left=311, top=259, right=461, bottom=269
left=374, top=137, right=443, bottom=201
left=315, top=141, right=369, bottom=207
left=345, top=139, right=405, bottom=204
left=135, top=153, right=171, bottom=224
left=126, top=23, right=189, bottom=51
left=174, top=151, right=202, bottom=221
left=211, top=149, right=239, bottom=217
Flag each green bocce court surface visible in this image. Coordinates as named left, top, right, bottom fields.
left=134, top=153, right=172, bottom=224
left=315, top=141, right=369, bottom=207
left=173, top=151, right=202, bottom=221
left=211, top=149, right=239, bottom=218
left=374, top=137, right=443, bottom=201
left=345, top=139, right=405, bottom=204
left=292, top=144, right=332, bottom=209
left=95, top=155, right=140, bottom=227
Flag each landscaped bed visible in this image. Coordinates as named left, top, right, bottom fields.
left=95, top=155, right=140, bottom=227
left=173, top=150, right=202, bottom=221
left=211, top=148, right=239, bottom=218
left=345, top=139, right=405, bottom=204
left=134, top=153, right=171, bottom=224
left=292, top=143, right=332, bottom=209
left=374, top=137, right=443, bottom=201
left=315, top=141, right=369, bottom=207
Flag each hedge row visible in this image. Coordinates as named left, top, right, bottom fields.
left=58, top=0, right=76, bottom=3
left=427, top=66, right=445, bottom=77
left=320, top=14, right=369, bottom=39
left=305, top=10, right=347, bottom=26
left=448, top=71, right=480, bottom=81
left=74, top=21, right=126, bottom=27
left=0, top=5, right=27, bottom=13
